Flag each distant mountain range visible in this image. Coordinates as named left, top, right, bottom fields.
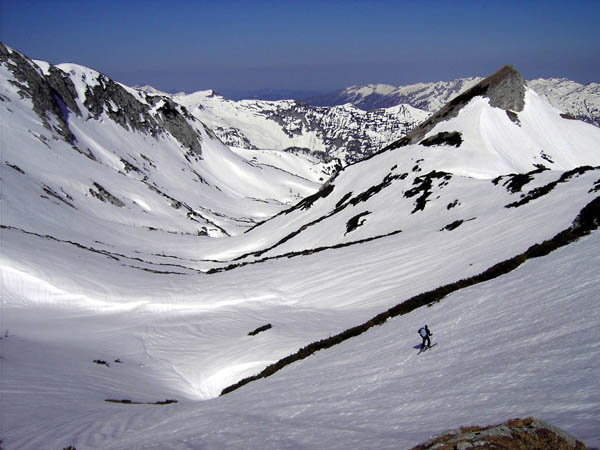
left=307, top=77, right=600, bottom=127
left=134, top=76, right=600, bottom=167
left=169, top=90, right=429, bottom=164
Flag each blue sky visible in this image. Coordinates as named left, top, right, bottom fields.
left=1, top=0, right=598, bottom=95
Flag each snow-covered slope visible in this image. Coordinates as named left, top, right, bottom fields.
left=0, top=43, right=334, bottom=249
left=528, top=77, right=600, bottom=127
left=1, top=50, right=599, bottom=450
left=201, top=67, right=600, bottom=264
left=5, top=229, right=595, bottom=449
left=168, top=90, right=428, bottom=164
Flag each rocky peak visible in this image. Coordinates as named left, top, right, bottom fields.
left=0, top=42, right=80, bottom=143
left=481, top=64, right=526, bottom=112
left=0, top=43, right=203, bottom=157
left=383, top=65, right=526, bottom=150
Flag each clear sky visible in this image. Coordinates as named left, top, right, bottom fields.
left=1, top=0, right=598, bottom=95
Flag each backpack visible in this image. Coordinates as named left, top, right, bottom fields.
left=418, top=327, right=427, bottom=338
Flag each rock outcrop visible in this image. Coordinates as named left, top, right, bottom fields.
left=0, top=43, right=203, bottom=157
left=0, top=43, right=79, bottom=143
left=410, top=417, right=588, bottom=450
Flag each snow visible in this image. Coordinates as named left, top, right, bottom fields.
left=166, top=89, right=428, bottom=164
left=416, top=89, right=600, bottom=178
left=1, top=226, right=598, bottom=449
left=1, top=48, right=599, bottom=449
left=340, top=78, right=483, bottom=112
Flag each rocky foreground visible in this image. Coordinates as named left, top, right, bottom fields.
left=411, top=417, right=588, bottom=450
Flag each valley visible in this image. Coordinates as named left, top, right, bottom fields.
left=0, top=44, right=599, bottom=449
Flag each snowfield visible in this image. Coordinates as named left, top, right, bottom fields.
left=2, top=225, right=598, bottom=449
left=0, top=45, right=599, bottom=449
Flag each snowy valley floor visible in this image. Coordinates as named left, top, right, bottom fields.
left=1, top=229, right=599, bottom=449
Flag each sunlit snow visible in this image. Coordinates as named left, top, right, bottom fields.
left=1, top=46, right=599, bottom=449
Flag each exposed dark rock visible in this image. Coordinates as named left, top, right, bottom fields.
left=441, top=220, right=464, bottom=231
left=485, top=65, right=526, bottom=112
left=214, top=125, right=257, bottom=150
left=447, top=199, right=460, bottom=210
left=404, top=171, right=452, bottom=213
left=540, top=150, right=554, bottom=163
left=144, top=182, right=229, bottom=236
left=89, top=182, right=125, bottom=207
left=493, top=166, right=548, bottom=194
left=1, top=225, right=205, bottom=274
left=152, top=97, right=203, bottom=158
left=335, top=192, right=353, bottom=208
left=42, top=185, right=76, bottom=208
left=289, top=183, right=335, bottom=212
left=419, top=131, right=463, bottom=147
left=440, top=217, right=476, bottom=232
left=72, top=146, right=97, bottom=161
left=120, top=158, right=142, bottom=174
left=105, top=398, right=178, bottom=405
left=346, top=173, right=402, bottom=207
left=506, top=109, right=521, bottom=125
left=248, top=324, right=272, bottom=336
left=0, top=43, right=79, bottom=143
left=47, top=66, right=81, bottom=117
left=5, top=162, right=25, bottom=174
left=211, top=99, right=422, bottom=164
left=346, top=211, right=371, bottom=234
left=1, top=43, right=203, bottom=156
left=560, top=112, right=578, bottom=120
left=84, top=74, right=159, bottom=135
left=506, top=166, right=597, bottom=208
left=139, top=153, right=157, bottom=168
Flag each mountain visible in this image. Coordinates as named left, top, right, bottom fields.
left=1, top=43, right=599, bottom=450
left=0, top=43, right=337, bottom=242
left=309, top=76, right=600, bottom=129
left=309, top=78, right=483, bottom=111
left=224, top=87, right=328, bottom=102
left=148, top=89, right=429, bottom=164
left=528, top=77, right=600, bottom=127
left=202, top=65, right=600, bottom=266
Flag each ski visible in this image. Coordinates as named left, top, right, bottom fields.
left=417, top=343, right=437, bottom=354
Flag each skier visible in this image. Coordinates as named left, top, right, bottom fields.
left=418, top=324, right=432, bottom=351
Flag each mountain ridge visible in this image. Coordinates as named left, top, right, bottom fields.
left=1, top=43, right=599, bottom=450
left=308, top=74, right=600, bottom=128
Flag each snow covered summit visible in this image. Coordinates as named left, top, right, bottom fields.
left=1, top=46, right=599, bottom=450
left=381, top=64, right=600, bottom=177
